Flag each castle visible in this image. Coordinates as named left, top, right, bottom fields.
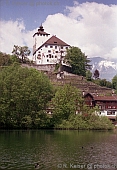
left=32, top=25, right=70, bottom=65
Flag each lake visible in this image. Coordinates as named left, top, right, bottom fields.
left=0, top=130, right=117, bottom=170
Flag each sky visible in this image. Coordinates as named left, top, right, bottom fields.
left=0, top=0, right=117, bottom=62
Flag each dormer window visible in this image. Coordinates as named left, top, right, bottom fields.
left=54, top=42, right=57, bottom=43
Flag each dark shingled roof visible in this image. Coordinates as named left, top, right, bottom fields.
left=33, top=25, right=50, bottom=37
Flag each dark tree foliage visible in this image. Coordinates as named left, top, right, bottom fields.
left=93, top=69, right=100, bottom=79
left=0, top=52, right=20, bottom=66
left=112, top=75, right=117, bottom=94
left=64, top=46, right=91, bottom=76
left=0, top=64, right=53, bottom=128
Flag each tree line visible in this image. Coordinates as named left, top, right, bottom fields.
left=0, top=46, right=116, bottom=129
left=0, top=64, right=113, bottom=129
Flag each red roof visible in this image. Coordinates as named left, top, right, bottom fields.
left=44, top=35, right=70, bottom=46
left=33, top=35, right=70, bottom=55
left=94, top=95, right=117, bottom=101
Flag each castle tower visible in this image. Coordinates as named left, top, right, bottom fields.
left=33, top=25, right=50, bottom=55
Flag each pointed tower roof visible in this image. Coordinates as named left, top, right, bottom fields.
left=33, top=25, right=50, bottom=37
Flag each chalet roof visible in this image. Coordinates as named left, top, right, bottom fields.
left=44, top=35, right=70, bottom=46
left=94, top=95, right=117, bottom=101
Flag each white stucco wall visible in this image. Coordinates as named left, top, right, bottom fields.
left=98, top=110, right=117, bottom=118
left=35, top=45, right=69, bottom=65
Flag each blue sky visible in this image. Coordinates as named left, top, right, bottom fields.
left=0, top=0, right=117, bottom=62
left=1, top=0, right=117, bottom=30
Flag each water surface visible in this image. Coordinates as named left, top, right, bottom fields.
left=0, top=130, right=117, bottom=170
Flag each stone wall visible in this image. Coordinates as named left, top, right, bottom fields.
left=22, top=63, right=56, bottom=72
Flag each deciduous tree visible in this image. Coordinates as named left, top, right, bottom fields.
left=12, top=45, right=31, bottom=63
left=64, top=46, right=91, bottom=76
left=51, top=84, right=84, bottom=125
left=0, top=64, right=53, bottom=128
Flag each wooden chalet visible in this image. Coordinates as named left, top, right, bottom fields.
left=84, top=93, right=117, bottom=121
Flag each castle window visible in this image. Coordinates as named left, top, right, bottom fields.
left=50, top=45, right=53, bottom=48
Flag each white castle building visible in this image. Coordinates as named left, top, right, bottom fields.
left=33, top=25, right=70, bottom=65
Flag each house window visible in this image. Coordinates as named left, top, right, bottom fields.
left=50, top=45, right=53, bottom=48
left=55, top=55, right=57, bottom=58
left=56, top=51, right=58, bottom=53
left=66, top=47, right=68, bottom=49
left=47, top=59, right=49, bottom=62
left=45, top=45, right=48, bottom=48
left=46, top=55, right=48, bottom=57
left=55, top=46, right=57, bottom=49
left=107, top=111, right=115, bottom=115
left=48, top=50, right=51, bottom=53
left=49, top=54, right=51, bottom=58
left=37, top=54, right=41, bottom=59
left=61, top=46, right=63, bottom=49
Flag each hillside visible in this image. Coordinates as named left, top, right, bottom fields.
left=22, top=64, right=113, bottom=96
left=47, top=71, right=113, bottom=96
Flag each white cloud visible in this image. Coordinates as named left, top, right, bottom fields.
left=0, top=2, right=117, bottom=62
left=43, top=2, right=117, bottom=61
left=0, top=19, right=34, bottom=55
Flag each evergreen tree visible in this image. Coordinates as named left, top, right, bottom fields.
left=93, top=69, right=100, bottom=79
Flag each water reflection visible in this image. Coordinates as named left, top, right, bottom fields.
left=0, top=130, right=117, bottom=170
